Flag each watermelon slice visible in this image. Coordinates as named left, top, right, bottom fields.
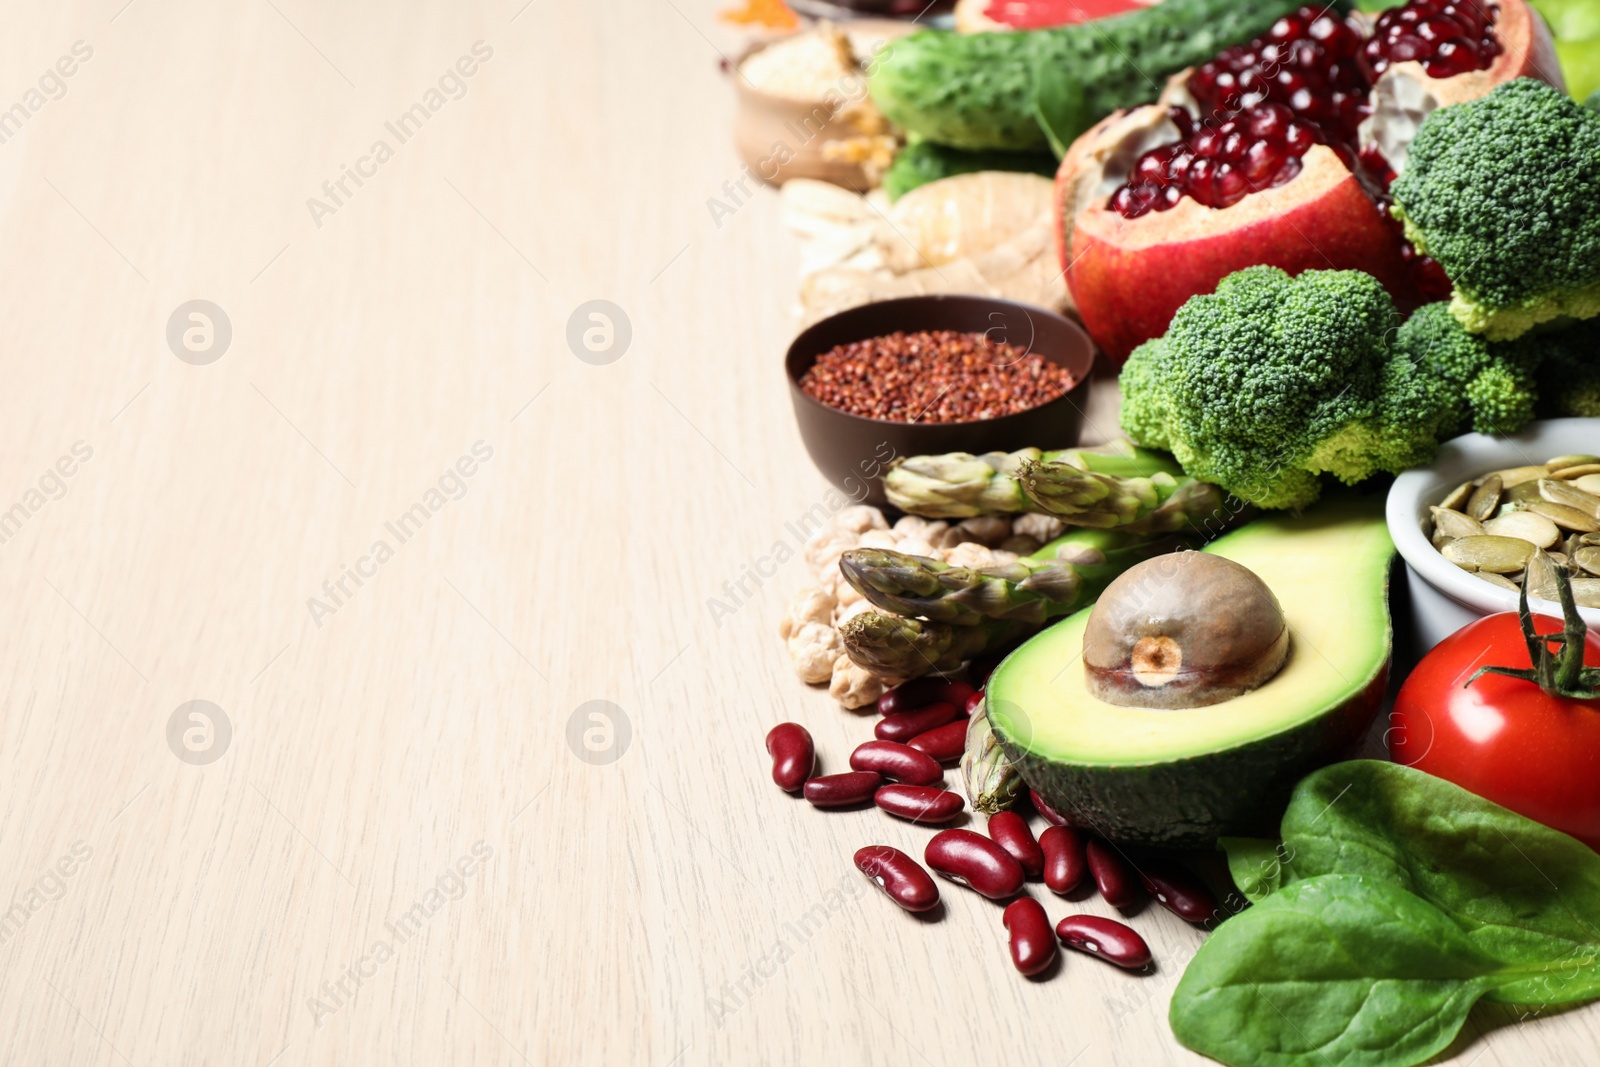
left=954, top=0, right=1161, bottom=32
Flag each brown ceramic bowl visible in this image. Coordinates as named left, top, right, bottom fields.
left=729, top=22, right=911, bottom=189
left=785, top=295, right=1098, bottom=509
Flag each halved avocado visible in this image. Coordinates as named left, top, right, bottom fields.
left=986, top=498, right=1393, bottom=848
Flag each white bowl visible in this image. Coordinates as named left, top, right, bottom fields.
left=1387, top=418, right=1600, bottom=658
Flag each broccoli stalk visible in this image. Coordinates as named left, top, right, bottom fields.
left=1391, top=79, right=1600, bottom=342
left=1119, top=266, right=1452, bottom=511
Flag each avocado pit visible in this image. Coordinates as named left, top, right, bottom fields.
left=1083, top=552, right=1289, bottom=709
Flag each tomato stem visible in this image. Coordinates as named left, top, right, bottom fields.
left=1466, top=565, right=1600, bottom=701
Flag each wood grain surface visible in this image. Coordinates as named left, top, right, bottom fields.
left=0, top=1, right=1595, bottom=1064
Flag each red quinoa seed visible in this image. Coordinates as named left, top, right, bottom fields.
left=800, top=329, right=1076, bottom=423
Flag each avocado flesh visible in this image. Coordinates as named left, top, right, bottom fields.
left=987, top=499, right=1393, bottom=847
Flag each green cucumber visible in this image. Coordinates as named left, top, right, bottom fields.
left=868, top=0, right=1349, bottom=152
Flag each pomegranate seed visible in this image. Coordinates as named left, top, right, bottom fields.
left=1416, top=15, right=1465, bottom=41
left=1108, top=0, right=1501, bottom=224
left=1269, top=15, right=1305, bottom=41
left=1215, top=164, right=1251, bottom=206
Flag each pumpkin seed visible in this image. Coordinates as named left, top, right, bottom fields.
left=1540, top=479, right=1600, bottom=520
left=1546, top=454, right=1600, bottom=473
left=1442, top=535, right=1535, bottom=573
left=1571, top=579, right=1600, bottom=609
left=1483, top=511, right=1561, bottom=548
left=1467, top=475, right=1503, bottom=521
left=1503, top=480, right=1545, bottom=508
left=1547, top=552, right=1569, bottom=568
left=1438, top=480, right=1475, bottom=511
left=1528, top=501, right=1600, bottom=532
left=1575, top=474, right=1600, bottom=496
left=1583, top=533, right=1600, bottom=547
left=1475, top=572, right=1521, bottom=593
left=1551, top=463, right=1600, bottom=481
left=1524, top=550, right=1562, bottom=600
left=1488, top=464, right=1550, bottom=487
left=1430, top=507, right=1485, bottom=540
left=1575, top=546, right=1600, bottom=577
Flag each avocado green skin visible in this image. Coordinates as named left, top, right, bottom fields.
left=993, top=666, right=1388, bottom=848
left=868, top=0, right=1346, bottom=152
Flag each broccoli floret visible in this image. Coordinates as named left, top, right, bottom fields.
left=1394, top=302, right=1541, bottom=435
left=1118, top=266, right=1451, bottom=511
left=1118, top=338, right=1175, bottom=452
left=1391, top=79, right=1600, bottom=342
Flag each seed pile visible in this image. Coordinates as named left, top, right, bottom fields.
left=1425, top=453, right=1600, bottom=606
left=766, top=674, right=1225, bottom=980
left=800, top=330, right=1078, bottom=423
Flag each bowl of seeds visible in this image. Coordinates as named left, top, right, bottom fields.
left=785, top=294, right=1096, bottom=507
left=1388, top=419, right=1600, bottom=657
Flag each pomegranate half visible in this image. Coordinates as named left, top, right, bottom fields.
left=1064, top=136, right=1416, bottom=364
left=1056, top=0, right=1565, bottom=365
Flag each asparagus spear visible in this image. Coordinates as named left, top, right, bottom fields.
left=839, top=528, right=1180, bottom=626
left=839, top=613, right=1032, bottom=680
left=883, top=441, right=1190, bottom=522
left=1017, top=461, right=1229, bottom=534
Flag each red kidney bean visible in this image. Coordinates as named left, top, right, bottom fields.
left=907, top=720, right=967, bottom=763
left=855, top=845, right=939, bottom=913
left=924, top=829, right=1025, bottom=899
left=850, top=740, right=942, bottom=786
left=1029, top=789, right=1071, bottom=827
left=878, top=678, right=975, bottom=716
left=1040, top=825, right=1088, bottom=895
left=965, top=689, right=985, bottom=716
left=1086, top=839, right=1141, bottom=908
left=765, top=723, right=814, bottom=792
left=1003, top=897, right=1057, bottom=977
left=877, top=702, right=959, bottom=743
left=1137, top=861, right=1219, bottom=924
left=803, top=771, right=882, bottom=808
left=875, top=784, right=964, bottom=824
left=1055, top=915, right=1152, bottom=970
left=987, top=811, right=1044, bottom=879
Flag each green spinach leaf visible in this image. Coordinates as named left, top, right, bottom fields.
left=1171, top=875, right=1516, bottom=1067
left=1219, top=836, right=1289, bottom=903
left=1277, top=761, right=1600, bottom=1006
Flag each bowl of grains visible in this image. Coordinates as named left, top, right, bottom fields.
left=786, top=294, right=1096, bottom=507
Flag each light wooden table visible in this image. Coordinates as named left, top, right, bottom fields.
left=1, top=2, right=1596, bottom=1064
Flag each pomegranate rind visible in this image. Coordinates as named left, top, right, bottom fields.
left=1065, top=145, right=1416, bottom=364
left=1359, top=0, right=1566, bottom=174
left=1052, top=106, right=1185, bottom=280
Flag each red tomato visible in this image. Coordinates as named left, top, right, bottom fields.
left=1391, top=611, right=1600, bottom=851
